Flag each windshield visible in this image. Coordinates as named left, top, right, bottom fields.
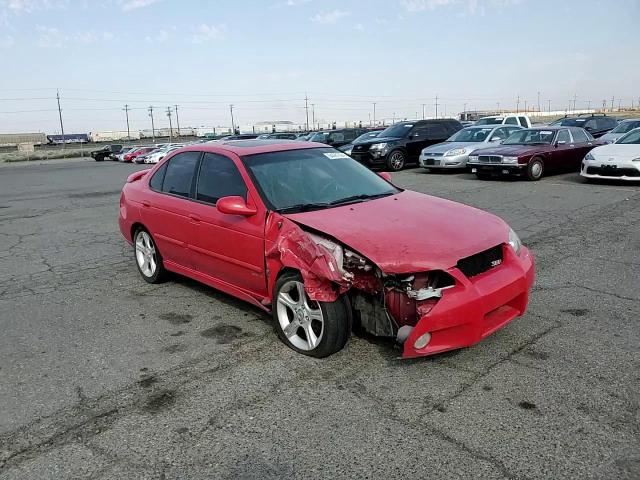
left=310, top=132, right=329, bottom=143
left=611, top=120, right=640, bottom=134
left=378, top=123, right=413, bottom=138
left=447, top=127, right=494, bottom=142
left=475, top=117, right=503, bottom=125
left=354, top=131, right=381, bottom=143
left=242, top=147, right=399, bottom=212
left=616, top=129, right=640, bottom=144
left=502, top=129, right=556, bottom=145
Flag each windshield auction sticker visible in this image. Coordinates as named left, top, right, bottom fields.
left=324, top=152, right=350, bottom=159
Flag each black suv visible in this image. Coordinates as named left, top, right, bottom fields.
left=91, top=144, right=123, bottom=162
left=309, top=128, right=368, bottom=148
left=549, top=115, right=618, bottom=138
left=350, top=119, right=463, bottom=171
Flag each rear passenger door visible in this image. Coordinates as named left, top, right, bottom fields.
left=187, top=152, right=267, bottom=295
left=549, top=129, right=573, bottom=172
left=569, top=129, right=594, bottom=167
left=143, top=151, right=201, bottom=268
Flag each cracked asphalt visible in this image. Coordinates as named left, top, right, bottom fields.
left=0, top=158, right=638, bottom=479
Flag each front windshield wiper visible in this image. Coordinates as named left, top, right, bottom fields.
left=276, top=202, right=332, bottom=214
left=327, top=192, right=395, bottom=207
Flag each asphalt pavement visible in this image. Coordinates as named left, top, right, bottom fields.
left=0, top=158, right=638, bottom=479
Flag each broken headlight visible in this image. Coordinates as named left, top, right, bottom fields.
left=508, top=227, right=522, bottom=256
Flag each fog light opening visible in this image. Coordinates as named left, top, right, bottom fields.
left=414, top=332, right=432, bottom=350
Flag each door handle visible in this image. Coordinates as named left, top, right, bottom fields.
left=142, top=200, right=151, bottom=208
left=188, top=214, right=201, bottom=223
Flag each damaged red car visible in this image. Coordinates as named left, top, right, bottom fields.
left=119, top=140, right=535, bottom=358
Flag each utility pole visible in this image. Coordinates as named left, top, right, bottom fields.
left=229, top=104, right=235, bottom=134
left=421, top=103, right=426, bottom=120
left=516, top=95, right=520, bottom=113
left=524, top=100, right=527, bottom=112
left=123, top=104, right=131, bottom=141
left=548, top=99, right=551, bottom=113
left=373, top=102, right=377, bottom=126
left=56, top=89, right=65, bottom=148
left=174, top=104, right=180, bottom=138
left=602, top=99, right=607, bottom=111
left=166, top=107, right=173, bottom=143
left=611, top=96, right=615, bottom=110
left=497, top=101, right=500, bottom=113
left=304, top=93, right=309, bottom=131
left=434, top=94, right=439, bottom=118
left=618, top=99, right=622, bottom=111
left=537, top=91, right=541, bottom=112
left=311, top=103, right=315, bottom=130
left=572, top=94, right=577, bottom=112
left=148, top=106, right=156, bottom=142
left=587, top=100, right=591, bottom=110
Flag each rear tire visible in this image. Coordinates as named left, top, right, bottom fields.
left=273, top=271, right=351, bottom=358
left=133, top=228, right=167, bottom=284
left=527, top=157, right=544, bottom=181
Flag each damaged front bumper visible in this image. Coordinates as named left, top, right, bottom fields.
left=401, top=245, right=535, bottom=359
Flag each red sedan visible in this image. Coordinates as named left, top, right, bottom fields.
left=123, top=146, right=156, bottom=163
left=119, top=141, right=535, bottom=358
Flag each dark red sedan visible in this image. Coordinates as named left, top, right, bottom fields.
left=119, top=140, right=535, bottom=358
left=467, top=126, right=596, bottom=180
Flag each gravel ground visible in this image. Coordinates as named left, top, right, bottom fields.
left=0, top=159, right=638, bottom=479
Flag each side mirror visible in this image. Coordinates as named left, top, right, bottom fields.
left=555, top=140, right=566, bottom=147
left=378, top=172, right=393, bottom=182
left=490, top=137, right=502, bottom=143
left=216, top=196, right=257, bottom=216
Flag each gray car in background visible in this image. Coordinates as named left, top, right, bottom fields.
left=599, top=118, right=640, bottom=144
left=419, top=124, right=523, bottom=170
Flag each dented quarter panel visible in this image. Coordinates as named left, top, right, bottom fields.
left=284, top=190, right=508, bottom=274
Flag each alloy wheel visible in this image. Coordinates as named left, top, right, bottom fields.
left=135, top=231, right=157, bottom=278
left=276, top=280, right=324, bottom=351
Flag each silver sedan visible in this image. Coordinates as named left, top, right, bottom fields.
left=419, top=125, right=523, bottom=170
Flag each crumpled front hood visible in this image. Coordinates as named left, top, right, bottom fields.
left=285, top=190, right=509, bottom=274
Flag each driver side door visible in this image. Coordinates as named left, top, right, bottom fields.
left=187, top=152, right=267, bottom=296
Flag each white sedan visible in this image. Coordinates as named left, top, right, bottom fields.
left=581, top=128, right=640, bottom=182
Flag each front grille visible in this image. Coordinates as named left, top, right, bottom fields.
left=423, top=158, right=440, bottom=166
left=478, top=155, right=502, bottom=164
left=426, top=152, right=444, bottom=157
left=586, top=166, right=640, bottom=177
left=456, top=245, right=503, bottom=278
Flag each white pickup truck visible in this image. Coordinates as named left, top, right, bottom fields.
left=475, top=115, right=532, bottom=128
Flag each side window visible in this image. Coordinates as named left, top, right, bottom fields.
left=570, top=129, right=588, bottom=143
left=161, top=151, right=200, bottom=198
left=489, top=128, right=506, bottom=141
left=505, top=117, right=519, bottom=125
left=343, top=130, right=357, bottom=142
left=149, top=162, right=168, bottom=191
left=584, top=119, right=597, bottom=131
left=425, top=124, right=448, bottom=140
left=410, top=125, right=429, bottom=138
left=556, top=130, right=571, bottom=144
left=518, top=117, right=528, bottom=127
left=196, top=153, right=248, bottom=205
left=328, top=132, right=345, bottom=143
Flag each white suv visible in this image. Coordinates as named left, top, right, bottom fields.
left=475, top=115, right=532, bottom=128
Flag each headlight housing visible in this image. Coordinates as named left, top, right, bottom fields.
left=502, top=156, right=519, bottom=164
left=445, top=148, right=467, bottom=156
left=584, top=152, right=595, bottom=161
left=369, top=143, right=388, bottom=151
left=508, top=227, right=522, bottom=256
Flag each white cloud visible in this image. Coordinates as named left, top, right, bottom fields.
left=119, top=0, right=160, bottom=12
left=3, top=0, right=67, bottom=13
left=401, top=0, right=522, bottom=13
left=354, top=23, right=364, bottom=31
left=191, top=23, right=225, bottom=43
left=145, top=29, right=169, bottom=43
left=310, top=9, right=349, bottom=24
left=0, top=34, right=14, bottom=47
left=35, top=25, right=65, bottom=47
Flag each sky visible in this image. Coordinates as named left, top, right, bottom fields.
left=0, top=0, right=638, bottom=133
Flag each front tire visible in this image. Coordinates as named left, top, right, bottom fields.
left=527, top=157, right=544, bottom=181
left=134, top=228, right=167, bottom=283
left=386, top=150, right=406, bottom=171
left=273, top=271, right=351, bottom=358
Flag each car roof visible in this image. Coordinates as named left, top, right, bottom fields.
left=180, top=139, right=325, bottom=156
